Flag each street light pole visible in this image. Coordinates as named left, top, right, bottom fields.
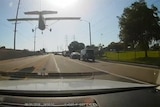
left=33, top=26, right=38, bottom=52
left=89, top=22, right=91, bottom=46
left=101, top=33, right=103, bottom=45
left=34, top=27, right=37, bottom=52
left=81, top=20, right=92, bottom=46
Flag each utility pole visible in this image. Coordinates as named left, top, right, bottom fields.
left=13, top=0, right=21, bottom=50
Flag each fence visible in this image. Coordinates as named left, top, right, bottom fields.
left=104, top=51, right=160, bottom=62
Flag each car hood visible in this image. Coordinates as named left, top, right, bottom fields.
left=0, top=79, right=154, bottom=91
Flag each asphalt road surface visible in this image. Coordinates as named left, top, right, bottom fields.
left=0, top=54, right=159, bottom=84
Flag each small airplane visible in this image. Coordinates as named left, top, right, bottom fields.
left=8, top=10, right=81, bottom=31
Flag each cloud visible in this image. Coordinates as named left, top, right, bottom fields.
left=9, top=2, right=13, bottom=7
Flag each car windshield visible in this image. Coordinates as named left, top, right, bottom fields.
left=0, top=0, right=160, bottom=91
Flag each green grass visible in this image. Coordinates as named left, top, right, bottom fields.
left=102, top=51, right=160, bottom=66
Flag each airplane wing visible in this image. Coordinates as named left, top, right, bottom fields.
left=7, top=17, right=80, bottom=21
left=7, top=18, right=39, bottom=21
left=24, top=11, right=40, bottom=15
left=24, top=11, right=58, bottom=15
left=41, top=11, right=57, bottom=14
left=45, top=17, right=81, bottom=20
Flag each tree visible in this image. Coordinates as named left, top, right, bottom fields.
left=0, top=46, right=5, bottom=49
left=68, top=41, right=85, bottom=52
left=98, top=44, right=105, bottom=57
left=118, top=0, right=160, bottom=57
left=40, top=48, right=45, bottom=53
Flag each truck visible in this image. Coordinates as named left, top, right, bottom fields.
left=80, top=48, right=95, bottom=62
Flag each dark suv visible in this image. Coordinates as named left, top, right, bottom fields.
left=80, top=48, right=95, bottom=61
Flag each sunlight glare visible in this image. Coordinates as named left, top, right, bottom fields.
left=48, top=0, right=78, bottom=9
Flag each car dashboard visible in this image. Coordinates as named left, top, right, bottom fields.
left=0, top=87, right=160, bottom=107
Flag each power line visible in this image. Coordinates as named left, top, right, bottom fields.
left=0, top=20, right=14, bottom=31
left=47, top=20, right=59, bottom=30
left=17, top=31, right=33, bottom=42
left=151, top=0, right=160, bottom=4
left=89, top=0, right=132, bottom=30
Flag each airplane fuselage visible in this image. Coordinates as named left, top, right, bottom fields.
left=39, top=13, right=46, bottom=30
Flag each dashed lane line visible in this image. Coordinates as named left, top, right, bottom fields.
left=68, top=58, right=150, bottom=84
left=52, top=55, right=61, bottom=73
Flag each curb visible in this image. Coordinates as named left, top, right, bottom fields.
left=97, top=59, right=160, bottom=69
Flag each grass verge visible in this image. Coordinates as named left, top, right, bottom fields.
left=97, top=51, right=160, bottom=66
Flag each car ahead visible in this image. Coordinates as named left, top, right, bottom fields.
left=70, top=52, right=80, bottom=59
left=62, top=51, right=70, bottom=57
left=80, top=48, right=95, bottom=62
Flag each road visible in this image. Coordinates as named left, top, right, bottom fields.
left=0, top=54, right=159, bottom=84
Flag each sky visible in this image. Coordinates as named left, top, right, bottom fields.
left=0, top=0, right=160, bottom=52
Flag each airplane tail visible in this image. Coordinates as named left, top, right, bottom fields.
left=24, top=11, right=58, bottom=15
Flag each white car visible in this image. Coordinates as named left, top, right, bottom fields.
left=70, top=52, right=80, bottom=60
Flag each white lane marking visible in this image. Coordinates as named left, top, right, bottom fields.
left=68, top=58, right=150, bottom=84
left=52, top=55, right=60, bottom=73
